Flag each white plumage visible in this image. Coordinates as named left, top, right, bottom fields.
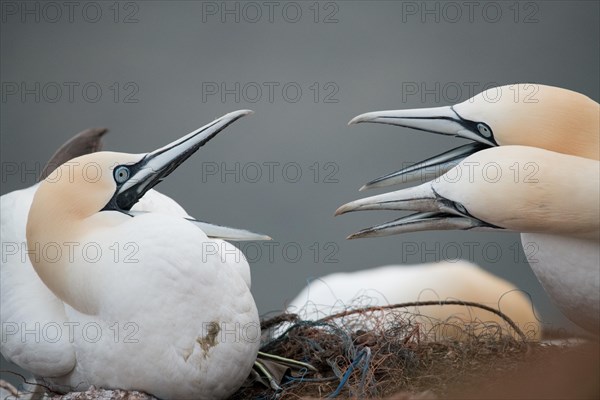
left=288, top=261, right=541, bottom=340
left=1, top=111, right=264, bottom=399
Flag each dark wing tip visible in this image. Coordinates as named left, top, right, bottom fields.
left=39, top=128, right=109, bottom=181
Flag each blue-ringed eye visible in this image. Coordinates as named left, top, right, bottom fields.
left=454, top=202, right=468, bottom=215
left=477, top=123, right=492, bottom=138
left=114, top=166, right=130, bottom=184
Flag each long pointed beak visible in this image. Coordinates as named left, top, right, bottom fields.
left=360, top=142, right=488, bottom=190
left=104, top=110, right=270, bottom=241
left=347, top=212, right=497, bottom=239
left=110, top=110, right=252, bottom=211
left=348, top=106, right=497, bottom=147
left=335, top=183, right=442, bottom=216
left=336, top=183, right=501, bottom=238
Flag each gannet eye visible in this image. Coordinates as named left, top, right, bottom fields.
left=477, top=123, right=492, bottom=138
left=454, top=202, right=468, bottom=215
left=114, top=166, right=130, bottom=184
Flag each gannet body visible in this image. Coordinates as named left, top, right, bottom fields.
left=288, top=261, right=541, bottom=339
left=34, top=208, right=258, bottom=399
left=341, top=84, right=600, bottom=335
left=2, top=111, right=270, bottom=399
left=521, top=233, right=599, bottom=334
left=2, top=190, right=257, bottom=396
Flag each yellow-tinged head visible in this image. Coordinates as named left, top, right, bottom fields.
left=454, top=84, right=599, bottom=160
left=350, top=84, right=599, bottom=160
left=337, top=146, right=599, bottom=240
left=29, top=152, right=142, bottom=223
left=349, top=84, right=599, bottom=191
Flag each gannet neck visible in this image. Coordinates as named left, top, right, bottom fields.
left=26, top=152, right=142, bottom=312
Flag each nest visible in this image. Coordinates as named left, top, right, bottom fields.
left=231, top=301, right=594, bottom=399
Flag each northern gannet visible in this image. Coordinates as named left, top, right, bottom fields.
left=2, top=111, right=275, bottom=399
left=336, top=145, right=600, bottom=335
left=1, top=128, right=270, bottom=388
left=288, top=260, right=541, bottom=340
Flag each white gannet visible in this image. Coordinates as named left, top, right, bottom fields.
left=1, top=129, right=269, bottom=379
left=1, top=127, right=299, bottom=395
left=287, top=260, right=541, bottom=340
left=348, top=83, right=599, bottom=188
left=336, top=145, right=600, bottom=335
left=2, top=111, right=277, bottom=399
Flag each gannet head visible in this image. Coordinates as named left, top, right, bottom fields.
left=26, top=110, right=259, bottom=307
left=30, top=152, right=145, bottom=225
left=349, top=84, right=599, bottom=189
left=336, top=146, right=599, bottom=240
left=29, top=110, right=251, bottom=222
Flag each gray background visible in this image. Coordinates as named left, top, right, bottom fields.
left=1, top=0, right=598, bottom=384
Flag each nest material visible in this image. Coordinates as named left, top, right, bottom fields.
left=232, top=301, right=592, bottom=399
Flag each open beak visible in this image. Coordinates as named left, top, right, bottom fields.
left=335, top=183, right=501, bottom=239
left=360, top=142, right=488, bottom=189
left=349, top=105, right=498, bottom=188
left=346, top=212, right=497, bottom=239
left=104, top=110, right=271, bottom=241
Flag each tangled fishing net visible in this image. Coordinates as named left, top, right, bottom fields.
left=231, top=300, right=545, bottom=399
